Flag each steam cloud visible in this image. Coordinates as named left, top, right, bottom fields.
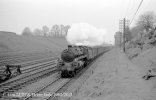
left=66, top=23, right=110, bottom=47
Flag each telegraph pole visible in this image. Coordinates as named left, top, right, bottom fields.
left=119, top=18, right=129, bottom=52
left=123, top=18, right=126, bottom=52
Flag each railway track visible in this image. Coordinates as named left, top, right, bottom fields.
left=20, top=62, right=93, bottom=100
left=18, top=56, right=103, bottom=100
left=22, top=78, right=70, bottom=100
left=0, top=57, right=58, bottom=83
left=0, top=57, right=57, bottom=71
left=0, top=52, right=51, bottom=61
left=0, top=53, right=55, bottom=67
left=0, top=61, right=58, bottom=98
left=0, top=51, right=60, bottom=99
left=21, top=59, right=58, bottom=74
left=0, top=58, right=58, bottom=85
left=30, top=49, right=110, bottom=100
left=0, top=47, right=111, bottom=100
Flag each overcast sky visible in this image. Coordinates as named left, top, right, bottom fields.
left=0, top=0, right=156, bottom=43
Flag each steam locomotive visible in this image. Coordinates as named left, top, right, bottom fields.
left=58, top=45, right=109, bottom=77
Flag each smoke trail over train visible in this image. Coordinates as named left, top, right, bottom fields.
left=66, top=23, right=110, bottom=47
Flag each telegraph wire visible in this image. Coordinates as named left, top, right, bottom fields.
left=129, top=0, right=144, bottom=25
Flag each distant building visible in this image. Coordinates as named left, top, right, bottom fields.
left=114, top=32, right=122, bottom=46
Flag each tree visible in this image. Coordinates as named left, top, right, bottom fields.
left=136, top=11, right=156, bottom=32
left=64, top=25, right=70, bottom=35
left=131, top=25, right=144, bottom=37
left=60, top=24, right=64, bottom=36
left=42, top=26, right=49, bottom=36
left=51, top=24, right=60, bottom=37
left=49, top=24, right=70, bottom=37
left=22, top=27, right=32, bottom=36
left=33, top=28, right=43, bottom=36
left=49, top=28, right=55, bottom=36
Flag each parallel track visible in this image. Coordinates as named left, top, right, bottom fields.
left=22, top=78, right=70, bottom=100
left=0, top=53, right=55, bottom=67
left=21, top=52, right=109, bottom=100
left=0, top=61, right=58, bottom=98
left=0, top=47, right=111, bottom=100
left=0, top=52, right=49, bottom=61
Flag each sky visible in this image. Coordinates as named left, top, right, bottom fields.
left=0, top=0, right=156, bottom=44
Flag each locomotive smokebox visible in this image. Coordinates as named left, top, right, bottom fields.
left=61, top=49, right=75, bottom=63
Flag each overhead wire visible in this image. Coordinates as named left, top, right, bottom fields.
left=120, top=0, right=137, bottom=25
left=129, top=0, right=144, bottom=26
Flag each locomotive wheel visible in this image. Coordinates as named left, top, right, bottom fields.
left=74, top=70, right=77, bottom=75
left=61, top=71, right=69, bottom=78
left=84, top=61, right=89, bottom=67
left=61, top=71, right=76, bottom=78
left=71, top=71, right=75, bottom=77
left=68, top=71, right=75, bottom=77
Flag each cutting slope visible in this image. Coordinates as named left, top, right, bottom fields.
left=0, top=31, right=68, bottom=53
left=132, top=47, right=156, bottom=75
left=70, top=48, right=156, bottom=100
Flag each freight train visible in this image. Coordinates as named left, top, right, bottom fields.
left=58, top=45, right=109, bottom=78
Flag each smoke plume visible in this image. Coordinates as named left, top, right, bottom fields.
left=66, top=23, right=109, bottom=47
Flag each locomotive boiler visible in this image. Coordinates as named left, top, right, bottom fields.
left=58, top=45, right=108, bottom=78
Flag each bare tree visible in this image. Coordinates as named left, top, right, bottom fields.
left=136, top=11, right=156, bottom=32
left=49, top=24, right=70, bottom=37
left=51, top=24, right=60, bottom=37
left=60, top=24, right=64, bottom=36
left=64, top=25, right=70, bottom=35
left=33, top=28, right=43, bottom=36
left=22, top=27, right=32, bottom=36
left=42, top=26, right=49, bottom=36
